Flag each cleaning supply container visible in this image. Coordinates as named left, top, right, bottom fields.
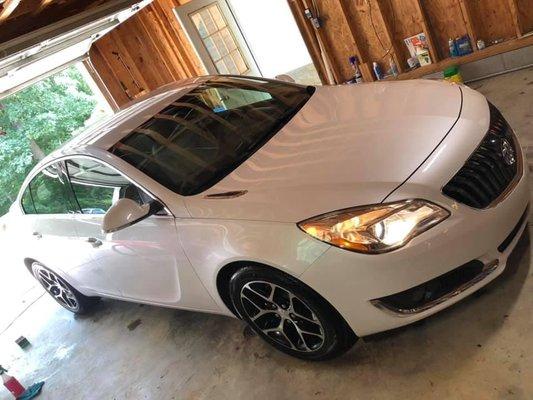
left=443, top=65, right=463, bottom=84
left=1, top=366, right=26, bottom=398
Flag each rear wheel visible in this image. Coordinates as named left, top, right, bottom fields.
left=32, top=262, right=98, bottom=314
left=229, top=266, right=357, bottom=360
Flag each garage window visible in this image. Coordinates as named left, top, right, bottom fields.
left=110, top=77, right=314, bottom=196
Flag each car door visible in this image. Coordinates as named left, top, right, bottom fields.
left=17, top=162, right=110, bottom=292
left=64, top=156, right=216, bottom=309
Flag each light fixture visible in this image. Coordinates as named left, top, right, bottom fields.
left=298, top=200, right=450, bottom=254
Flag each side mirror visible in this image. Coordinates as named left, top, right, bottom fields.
left=102, top=198, right=163, bottom=234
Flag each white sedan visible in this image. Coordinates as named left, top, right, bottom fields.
left=4, top=76, right=529, bottom=360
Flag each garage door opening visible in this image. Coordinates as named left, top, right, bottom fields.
left=0, top=61, right=114, bottom=217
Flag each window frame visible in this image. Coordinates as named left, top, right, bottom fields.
left=21, top=161, right=79, bottom=216
left=19, top=155, right=173, bottom=218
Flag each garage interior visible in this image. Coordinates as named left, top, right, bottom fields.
left=0, top=0, right=532, bottom=399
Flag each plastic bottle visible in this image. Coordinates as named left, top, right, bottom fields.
left=372, top=62, right=383, bottom=80
left=349, top=56, right=363, bottom=83
left=443, top=65, right=463, bottom=84
left=1, top=366, right=26, bottom=398
left=448, top=38, right=457, bottom=57
left=389, top=58, right=399, bottom=77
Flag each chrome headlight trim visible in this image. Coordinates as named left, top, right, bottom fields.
left=298, top=199, right=450, bottom=254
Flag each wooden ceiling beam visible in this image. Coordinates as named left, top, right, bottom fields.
left=0, top=0, right=22, bottom=22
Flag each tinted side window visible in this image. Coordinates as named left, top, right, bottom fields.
left=66, top=158, right=149, bottom=215
left=26, top=164, right=76, bottom=214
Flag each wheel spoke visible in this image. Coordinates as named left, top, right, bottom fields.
left=263, top=327, right=297, bottom=350
left=241, top=292, right=266, bottom=311
left=35, top=265, right=79, bottom=311
left=292, top=311, right=318, bottom=325
left=39, top=272, right=54, bottom=287
left=249, top=308, right=272, bottom=322
left=240, top=280, right=325, bottom=353
left=246, top=284, right=274, bottom=303
left=291, top=324, right=311, bottom=351
left=290, top=294, right=318, bottom=322
left=279, top=330, right=297, bottom=350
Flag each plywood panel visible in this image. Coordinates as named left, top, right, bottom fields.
left=313, top=0, right=362, bottom=82
left=157, top=0, right=205, bottom=75
left=383, top=0, right=426, bottom=63
left=466, top=0, right=517, bottom=42
left=88, top=46, right=131, bottom=106
left=422, top=0, right=470, bottom=59
left=516, top=0, right=533, bottom=34
left=341, top=0, right=394, bottom=74
left=291, top=0, right=533, bottom=82
left=90, top=0, right=203, bottom=107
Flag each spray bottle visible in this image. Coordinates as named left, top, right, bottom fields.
left=348, top=56, right=363, bottom=83
left=389, top=57, right=399, bottom=77
left=1, top=366, right=26, bottom=398
left=372, top=62, right=383, bottom=80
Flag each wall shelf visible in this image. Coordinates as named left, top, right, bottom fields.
left=288, top=0, right=533, bottom=84
left=396, top=33, right=533, bottom=81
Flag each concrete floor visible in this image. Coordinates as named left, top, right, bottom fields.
left=1, top=67, right=532, bottom=400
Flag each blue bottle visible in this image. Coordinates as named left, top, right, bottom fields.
left=373, top=62, right=383, bottom=80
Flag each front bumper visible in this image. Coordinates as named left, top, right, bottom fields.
left=299, top=90, right=530, bottom=337
left=299, top=166, right=529, bottom=336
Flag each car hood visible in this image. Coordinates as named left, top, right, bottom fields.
left=185, top=80, right=462, bottom=222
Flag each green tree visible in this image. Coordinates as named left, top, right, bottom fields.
left=0, top=66, right=97, bottom=215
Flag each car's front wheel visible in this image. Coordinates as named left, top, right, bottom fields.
left=31, top=262, right=98, bottom=314
left=229, top=265, right=357, bottom=360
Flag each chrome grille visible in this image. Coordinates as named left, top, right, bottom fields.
left=442, top=103, right=519, bottom=209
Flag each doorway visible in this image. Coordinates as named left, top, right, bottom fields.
left=175, top=0, right=320, bottom=85
left=174, top=0, right=261, bottom=76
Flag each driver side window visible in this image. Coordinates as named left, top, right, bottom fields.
left=65, top=157, right=151, bottom=215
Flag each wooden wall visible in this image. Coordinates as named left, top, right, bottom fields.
left=288, top=0, right=533, bottom=84
left=90, top=0, right=202, bottom=107
left=90, top=0, right=533, bottom=103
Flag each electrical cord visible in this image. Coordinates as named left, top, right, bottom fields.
left=367, top=0, right=396, bottom=60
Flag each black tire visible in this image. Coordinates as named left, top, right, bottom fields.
left=229, top=265, right=357, bottom=361
left=31, top=262, right=99, bottom=314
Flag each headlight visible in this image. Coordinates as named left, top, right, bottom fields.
left=298, top=200, right=449, bottom=254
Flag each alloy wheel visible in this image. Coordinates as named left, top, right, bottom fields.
left=35, top=265, right=80, bottom=312
left=240, top=281, right=325, bottom=352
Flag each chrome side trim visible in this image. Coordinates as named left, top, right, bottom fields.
left=371, top=260, right=499, bottom=317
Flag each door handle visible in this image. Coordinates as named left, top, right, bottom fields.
left=32, top=232, right=42, bottom=239
left=87, top=237, right=103, bottom=248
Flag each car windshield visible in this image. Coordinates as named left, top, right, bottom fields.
left=110, top=77, right=314, bottom=196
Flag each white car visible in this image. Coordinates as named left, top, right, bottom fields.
left=4, top=76, right=528, bottom=360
